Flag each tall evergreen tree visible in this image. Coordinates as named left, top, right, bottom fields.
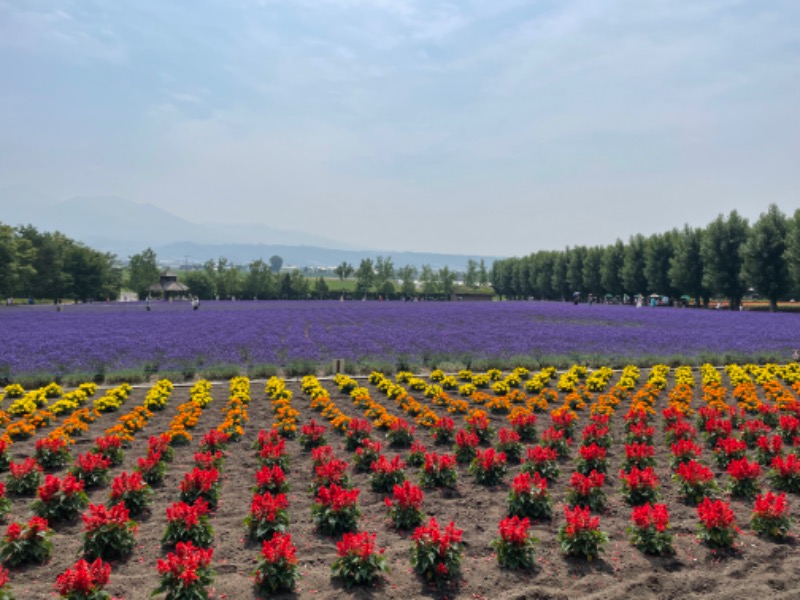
left=741, top=204, right=790, bottom=312
left=701, top=210, right=749, bottom=310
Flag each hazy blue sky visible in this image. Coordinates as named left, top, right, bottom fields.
left=1, top=0, right=798, bottom=256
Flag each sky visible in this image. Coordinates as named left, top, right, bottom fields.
left=1, top=0, right=799, bottom=257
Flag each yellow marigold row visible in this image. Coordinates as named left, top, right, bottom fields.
left=674, top=366, right=695, bottom=387
left=144, top=379, right=174, bottom=411
left=230, top=376, right=252, bottom=404
left=700, top=364, right=721, bottom=386
left=647, top=365, right=670, bottom=390
left=92, top=383, right=133, bottom=413
left=617, top=365, right=641, bottom=390
left=524, top=367, right=557, bottom=393
left=586, top=367, right=614, bottom=392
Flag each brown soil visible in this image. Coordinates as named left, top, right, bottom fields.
left=4, top=376, right=799, bottom=600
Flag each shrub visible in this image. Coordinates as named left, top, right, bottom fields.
left=331, top=531, right=388, bottom=588
left=627, top=503, right=674, bottom=555
left=82, top=503, right=137, bottom=561
left=492, top=516, right=537, bottom=570
left=54, top=558, right=112, bottom=600
left=409, top=517, right=463, bottom=583
left=0, top=517, right=52, bottom=566
left=253, top=533, right=299, bottom=594
left=558, top=506, right=608, bottom=560
left=384, top=481, right=425, bottom=530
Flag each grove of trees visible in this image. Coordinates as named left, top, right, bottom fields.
left=491, top=206, right=800, bottom=312
left=0, top=223, right=121, bottom=302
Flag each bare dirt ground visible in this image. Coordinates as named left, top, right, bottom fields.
left=4, top=374, right=799, bottom=600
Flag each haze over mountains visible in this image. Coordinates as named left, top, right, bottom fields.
left=0, top=188, right=498, bottom=270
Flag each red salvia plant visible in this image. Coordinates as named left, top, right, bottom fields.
left=540, top=427, right=570, bottom=458
left=696, top=497, right=739, bottom=549
left=508, top=471, right=552, bottom=520
left=254, top=465, right=289, bottom=495
left=768, top=453, right=800, bottom=493
left=54, top=558, right=112, bottom=600
left=312, top=484, right=360, bottom=535
left=622, top=442, right=656, bottom=470
left=557, top=505, right=608, bottom=560
left=6, top=457, right=44, bottom=496
left=466, top=411, right=494, bottom=444
left=576, top=443, right=607, bottom=475
left=81, top=503, right=137, bottom=561
left=331, top=531, right=388, bottom=588
left=199, top=429, right=230, bottom=453
left=409, top=517, right=464, bottom=583
left=619, top=466, right=660, bottom=506
left=299, top=419, right=328, bottom=451
left=469, top=448, right=508, bottom=486
left=147, top=434, right=174, bottom=462
left=713, top=437, right=747, bottom=469
left=313, top=459, right=350, bottom=491
left=755, top=434, right=783, bottom=466
left=386, top=418, right=415, bottom=448
left=35, top=437, right=72, bottom=470
left=108, top=471, right=152, bottom=517
left=91, top=436, right=124, bottom=467
left=665, top=420, right=697, bottom=444
left=581, top=423, right=611, bottom=449
left=258, top=438, right=289, bottom=471
left=703, top=417, right=733, bottom=448
left=567, top=470, right=606, bottom=511
left=778, top=415, right=800, bottom=443
left=245, top=492, right=290, bottom=542
left=751, top=491, right=791, bottom=538
left=492, top=516, right=537, bottom=570
left=136, top=451, right=167, bottom=486
left=496, top=427, right=523, bottom=462
left=70, top=453, right=111, bottom=490
left=740, top=419, right=771, bottom=448
left=522, top=445, right=560, bottom=481
left=193, top=450, right=224, bottom=471
left=673, top=460, right=718, bottom=504
left=420, top=452, right=458, bottom=489
left=726, top=458, right=761, bottom=499
left=0, top=516, right=53, bottom=566
left=254, top=532, right=299, bottom=594
left=627, top=503, right=674, bottom=555
left=453, top=429, right=480, bottom=464
left=669, top=439, right=703, bottom=469
left=162, top=499, right=213, bottom=548
left=153, top=542, right=214, bottom=599
left=353, top=439, right=382, bottom=473
left=179, top=468, right=220, bottom=509
left=369, top=455, right=406, bottom=493
left=310, top=445, right=336, bottom=468
left=407, top=440, right=427, bottom=467
left=430, top=417, right=455, bottom=446
left=344, top=418, right=373, bottom=451
left=384, top=481, right=425, bottom=530
left=32, top=474, right=88, bottom=522
left=625, top=421, right=655, bottom=445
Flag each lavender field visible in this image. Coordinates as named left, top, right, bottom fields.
left=1, top=300, right=797, bottom=379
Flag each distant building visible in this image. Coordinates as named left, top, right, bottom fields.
left=148, top=271, right=190, bottom=299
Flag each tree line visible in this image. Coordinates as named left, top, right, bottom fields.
left=128, top=250, right=491, bottom=301
left=490, top=205, right=800, bottom=312
left=0, top=223, right=120, bottom=302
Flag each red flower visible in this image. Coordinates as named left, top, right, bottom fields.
left=631, top=503, right=670, bottom=532
left=54, top=558, right=111, bottom=595
left=315, top=484, right=359, bottom=511
left=166, top=500, right=210, bottom=527
left=696, top=497, right=736, bottom=529
left=726, top=458, right=761, bottom=481
left=249, top=492, right=289, bottom=522
left=511, top=471, right=547, bottom=496
left=336, top=531, right=382, bottom=559
left=387, top=480, right=424, bottom=510
left=753, top=491, right=788, bottom=519
left=498, top=516, right=530, bottom=545
left=569, top=470, right=605, bottom=495
left=82, top=503, right=133, bottom=533
left=412, top=517, right=462, bottom=556
left=563, top=505, right=600, bottom=537
left=675, top=460, right=714, bottom=485
left=261, top=532, right=297, bottom=564
left=619, top=466, right=659, bottom=490
left=579, top=443, right=606, bottom=461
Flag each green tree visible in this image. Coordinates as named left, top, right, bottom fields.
left=550, top=253, right=569, bottom=300
left=397, top=265, right=417, bottom=298
left=269, top=255, right=284, bottom=274
left=420, top=264, right=438, bottom=297
left=464, top=259, right=478, bottom=288
left=0, top=224, right=19, bottom=296
left=490, top=260, right=512, bottom=299
left=478, top=259, right=489, bottom=287
left=600, top=240, right=625, bottom=298
left=741, top=204, right=790, bottom=312
left=669, top=226, right=707, bottom=306
left=439, top=266, right=456, bottom=298
left=582, top=246, right=604, bottom=297
left=128, top=248, right=160, bottom=300
left=374, top=256, right=395, bottom=293
left=566, top=246, right=586, bottom=294
left=533, top=251, right=556, bottom=299
left=290, top=270, right=309, bottom=298
left=701, top=211, right=749, bottom=310
left=787, top=209, right=800, bottom=295
left=242, top=259, right=275, bottom=299
left=314, top=277, right=329, bottom=299
left=355, top=258, right=375, bottom=298
left=621, top=234, right=647, bottom=297
left=644, top=231, right=676, bottom=298
left=183, top=270, right=216, bottom=300
left=334, top=261, right=354, bottom=282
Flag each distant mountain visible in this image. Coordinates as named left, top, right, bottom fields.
left=0, top=190, right=360, bottom=254
left=0, top=188, right=501, bottom=270
left=154, top=241, right=498, bottom=271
